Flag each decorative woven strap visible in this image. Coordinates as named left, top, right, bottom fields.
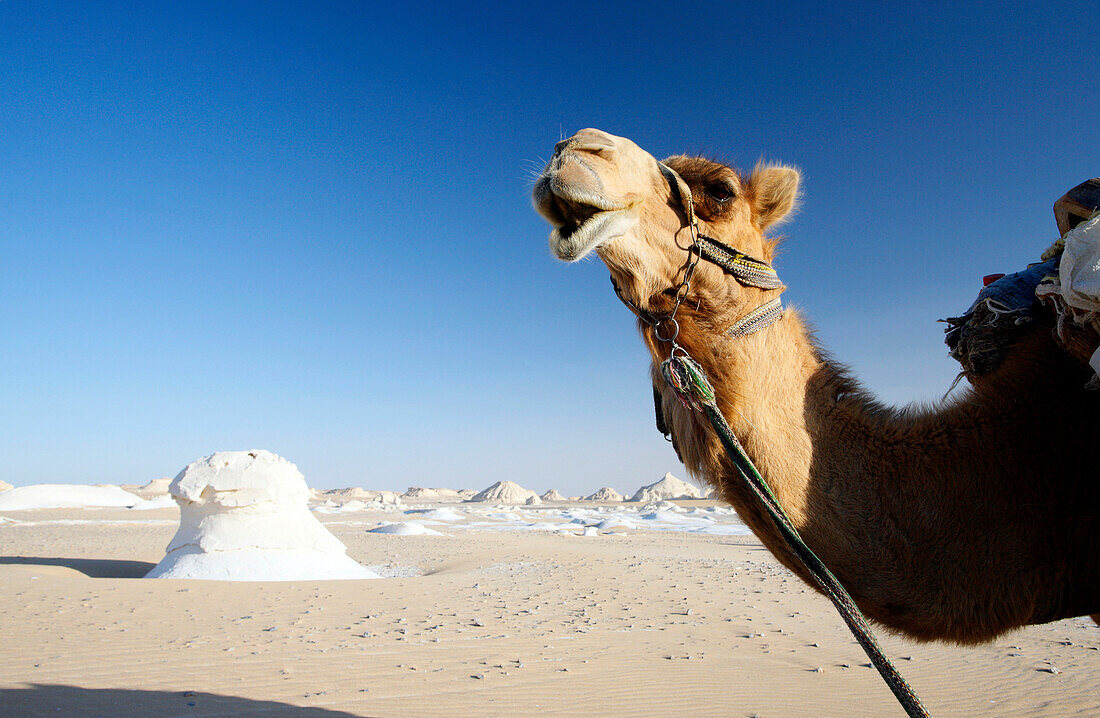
left=695, top=235, right=783, bottom=290
left=728, top=297, right=784, bottom=338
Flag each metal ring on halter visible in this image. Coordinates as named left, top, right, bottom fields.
left=654, top=316, right=680, bottom=343
left=669, top=344, right=691, bottom=361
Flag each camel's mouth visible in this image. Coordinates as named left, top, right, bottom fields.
left=533, top=175, right=638, bottom=262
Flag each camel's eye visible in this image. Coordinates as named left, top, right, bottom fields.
left=706, top=183, right=735, bottom=202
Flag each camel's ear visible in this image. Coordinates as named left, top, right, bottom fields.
left=749, top=163, right=800, bottom=230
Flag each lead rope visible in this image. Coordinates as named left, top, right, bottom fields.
left=651, top=161, right=930, bottom=718
left=661, top=337, right=930, bottom=718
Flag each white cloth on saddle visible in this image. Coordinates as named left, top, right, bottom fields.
left=1060, top=213, right=1100, bottom=312
left=1057, top=212, right=1100, bottom=373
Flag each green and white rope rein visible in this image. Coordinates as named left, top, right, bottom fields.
left=650, top=161, right=930, bottom=718
left=661, top=350, right=929, bottom=718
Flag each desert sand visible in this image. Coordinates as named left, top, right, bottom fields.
left=2, top=495, right=1099, bottom=717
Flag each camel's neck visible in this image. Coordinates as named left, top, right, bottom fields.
left=654, top=307, right=1100, bottom=643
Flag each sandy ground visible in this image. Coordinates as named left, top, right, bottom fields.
left=2, top=504, right=1099, bottom=717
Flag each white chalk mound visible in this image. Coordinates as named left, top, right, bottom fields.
left=585, top=486, right=623, bottom=502
left=146, top=450, right=378, bottom=581
left=0, top=480, right=13, bottom=493
left=468, top=480, right=540, bottom=504
left=541, top=489, right=566, bottom=502
left=369, top=522, right=442, bottom=536
left=411, top=507, right=464, bottom=522
left=630, top=473, right=702, bottom=502
left=0, top=484, right=144, bottom=511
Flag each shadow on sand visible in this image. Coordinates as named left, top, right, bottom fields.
left=0, top=556, right=156, bottom=578
left=0, top=684, right=374, bottom=717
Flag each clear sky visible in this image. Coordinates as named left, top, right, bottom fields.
left=3, top=1, right=1098, bottom=494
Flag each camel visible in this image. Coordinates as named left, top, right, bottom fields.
left=532, top=128, right=1100, bottom=645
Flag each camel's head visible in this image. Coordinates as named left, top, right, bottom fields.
left=533, top=128, right=800, bottom=336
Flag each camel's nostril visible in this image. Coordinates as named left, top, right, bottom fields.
left=572, top=143, right=616, bottom=159
left=553, top=138, right=576, bottom=157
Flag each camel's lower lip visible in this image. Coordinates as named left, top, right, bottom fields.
left=533, top=173, right=639, bottom=261
left=549, top=208, right=634, bottom=261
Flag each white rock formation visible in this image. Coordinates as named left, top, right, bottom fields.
left=0, top=484, right=144, bottom=510
left=146, top=451, right=378, bottom=581
left=630, top=473, right=702, bottom=502
left=0, top=480, right=12, bottom=493
left=373, top=490, right=403, bottom=505
left=541, top=489, right=566, bottom=502
left=468, top=480, right=540, bottom=504
left=585, top=487, right=623, bottom=502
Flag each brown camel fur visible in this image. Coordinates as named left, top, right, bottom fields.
left=532, top=128, right=1100, bottom=645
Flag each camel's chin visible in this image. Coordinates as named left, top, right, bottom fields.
left=549, top=209, right=637, bottom=262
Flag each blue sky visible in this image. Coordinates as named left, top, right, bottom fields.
left=3, top=1, right=1097, bottom=494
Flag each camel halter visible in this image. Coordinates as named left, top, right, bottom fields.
left=609, top=161, right=785, bottom=341
left=641, top=162, right=931, bottom=718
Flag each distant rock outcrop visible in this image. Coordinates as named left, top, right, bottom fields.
left=585, top=487, right=623, bottom=502
left=0, top=480, right=12, bottom=493
left=136, top=477, right=172, bottom=496
left=325, top=487, right=373, bottom=501
left=323, top=488, right=402, bottom=505
left=630, top=473, right=702, bottom=502
left=541, top=489, right=567, bottom=502
left=468, top=480, right=541, bottom=504
left=403, top=487, right=440, bottom=500
left=403, top=487, right=468, bottom=502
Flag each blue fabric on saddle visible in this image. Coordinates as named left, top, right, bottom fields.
left=942, top=258, right=1059, bottom=375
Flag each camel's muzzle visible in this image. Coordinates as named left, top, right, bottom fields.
left=533, top=159, right=637, bottom=262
